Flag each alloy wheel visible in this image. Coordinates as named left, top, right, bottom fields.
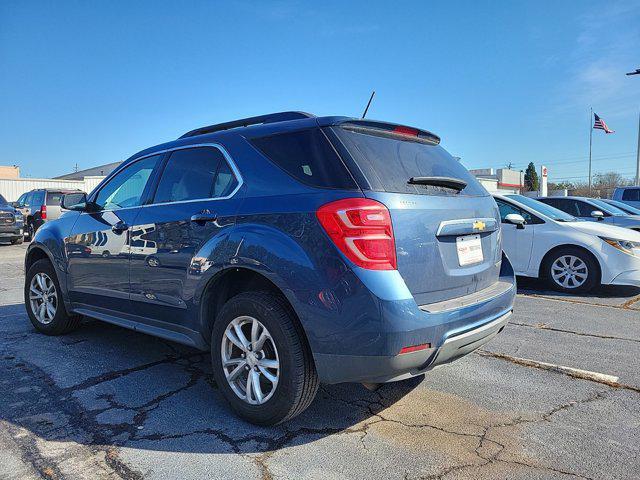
left=221, top=316, right=280, bottom=405
left=29, top=273, right=58, bottom=324
left=551, top=255, right=588, bottom=289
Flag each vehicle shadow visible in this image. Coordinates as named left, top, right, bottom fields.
left=516, top=276, right=640, bottom=300
left=0, top=303, right=423, bottom=455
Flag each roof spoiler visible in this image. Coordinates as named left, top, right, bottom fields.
left=337, top=119, right=441, bottom=145
left=179, top=111, right=316, bottom=139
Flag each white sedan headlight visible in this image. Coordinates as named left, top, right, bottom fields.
left=601, top=237, right=640, bottom=257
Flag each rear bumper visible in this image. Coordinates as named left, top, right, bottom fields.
left=315, top=308, right=511, bottom=384
left=314, top=254, right=516, bottom=384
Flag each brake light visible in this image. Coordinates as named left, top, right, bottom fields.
left=393, top=126, right=419, bottom=137
left=40, top=205, right=47, bottom=220
left=316, top=198, right=397, bottom=270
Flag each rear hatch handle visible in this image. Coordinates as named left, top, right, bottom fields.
left=407, top=176, right=467, bottom=191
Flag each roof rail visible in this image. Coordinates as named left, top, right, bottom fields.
left=179, top=111, right=316, bottom=139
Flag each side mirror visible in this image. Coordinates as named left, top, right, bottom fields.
left=62, top=192, right=90, bottom=211
left=9, top=201, right=19, bottom=208
left=504, top=213, right=526, bottom=230
left=590, top=210, right=605, bottom=221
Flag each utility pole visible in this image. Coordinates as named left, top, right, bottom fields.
left=627, top=68, right=640, bottom=186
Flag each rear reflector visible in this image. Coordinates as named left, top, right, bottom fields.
left=399, top=343, right=430, bottom=355
left=316, top=198, right=397, bottom=270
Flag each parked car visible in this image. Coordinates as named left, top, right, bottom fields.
left=14, top=189, right=84, bottom=240
left=24, top=112, right=516, bottom=425
left=0, top=193, right=24, bottom=245
left=601, top=198, right=640, bottom=216
left=612, top=186, right=640, bottom=209
left=537, top=196, right=640, bottom=231
left=494, top=194, right=640, bottom=292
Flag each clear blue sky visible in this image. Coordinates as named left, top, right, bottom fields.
left=1, top=0, right=639, bottom=183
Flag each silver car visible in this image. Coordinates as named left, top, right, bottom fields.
left=537, top=196, right=640, bottom=231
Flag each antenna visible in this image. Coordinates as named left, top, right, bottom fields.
left=361, top=91, right=375, bottom=119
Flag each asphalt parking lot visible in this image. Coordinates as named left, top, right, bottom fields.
left=1, top=242, right=639, bottom=480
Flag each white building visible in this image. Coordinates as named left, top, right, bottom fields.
left=469, top=168, right=524, bottom=195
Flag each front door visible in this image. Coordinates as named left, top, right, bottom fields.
left=129, top=145, right=242, bottom=332
left=496, top=199, right=536, bottom=274
left=65, top=154, right=163, bottom=312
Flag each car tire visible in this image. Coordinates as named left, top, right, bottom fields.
left=211, top=291, right=319, bottom=425
left=542, top=247, right=599, bottom=293
left=11, top=237, right=24, bottom=245
left=25, top=221, right=34, bottom=241
left=25, top=259, right=81, bottom=335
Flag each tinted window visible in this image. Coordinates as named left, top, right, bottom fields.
left=154, top=147, right=238, bottom=203
left=32, top=191, right=45, bottom=206
left=95, top=155, right=160, bottom=209
left=575, top=201, right=601, bottom=217
left=506, top=195, right=575, bottom=222
left=46, top=192, right=65, bottom=206
left=16, top=193, right=26, bottom=205
left=250, top=128, right=356, bottom=190
left=334, top=127, right=486, bottom=196
left=622, top=188, right=640, bottom=201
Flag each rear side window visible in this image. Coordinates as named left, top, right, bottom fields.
left=250, top=128, right=357, bottom=190
left=46, top=192, right=64, bottom=206
left=622, top=188, right=640, bottom=201
left=153, top=147, right=238, bottom=203
left=333, top=127, right=486, bottom=196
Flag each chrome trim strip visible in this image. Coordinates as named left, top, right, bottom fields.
left=442, top=310, right=511, bottom=345
left=85, top=143, right=243, bottom=214
left=436, top=217, right=497, bottom=237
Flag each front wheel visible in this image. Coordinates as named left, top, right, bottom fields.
left=211, top=292, right=319, bottom=425
left=542, top=247, right=599, bottom=293
left=11, top=237, right=24, bottom=245
left=25, top=259, right=81, bottom=335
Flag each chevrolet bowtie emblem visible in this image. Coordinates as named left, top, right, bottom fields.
left=473, top=221, right=486, bottom=231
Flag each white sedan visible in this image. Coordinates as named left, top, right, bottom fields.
left=494, top=194, right=640, bottom=293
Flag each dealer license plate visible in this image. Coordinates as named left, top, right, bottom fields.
left=456, top=234, right=483, bottom=266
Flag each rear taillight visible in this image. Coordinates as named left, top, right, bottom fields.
left=40, top=205, right=47, bottom=220
left=316, top=198, right=397, bottom=270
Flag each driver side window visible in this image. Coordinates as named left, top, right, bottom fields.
left=94, top=155, right=161, bottom=210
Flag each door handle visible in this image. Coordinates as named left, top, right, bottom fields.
left=190, top=211, right=218, bottom=224
left=112, top=221, right=128, bottom=234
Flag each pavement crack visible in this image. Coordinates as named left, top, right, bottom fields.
left=509, top=321, right=640, bottom=343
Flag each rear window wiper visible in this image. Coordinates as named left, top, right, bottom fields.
left=407, top=176, right=467, bottom=191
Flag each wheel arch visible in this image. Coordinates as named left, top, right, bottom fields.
left=198, top=267, right=314, bottom=356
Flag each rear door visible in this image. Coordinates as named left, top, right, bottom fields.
left=130, top=145, right=243, bottom=330
left=330, top=123, right=502, bottom=305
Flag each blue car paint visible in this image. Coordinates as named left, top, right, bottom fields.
left=26, top=114, right=516, bottom=384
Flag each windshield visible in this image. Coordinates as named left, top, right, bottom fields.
left=0, top=194, right=7, bottom=206
left=505, top=194, right=577, bottom=222
left=589, top=198, right=627, bottom=216
left=606, top=199, right=640, bottom=215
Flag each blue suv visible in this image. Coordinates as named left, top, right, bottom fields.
left=24, top=112, right=515, bottom=425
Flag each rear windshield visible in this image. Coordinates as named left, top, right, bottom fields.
left=621, top=188, right=640, bottom=201
left=333, top=127, right=486, bottom=196
left=46, top=192, right=65, bottom=206
left=250, top=128, right=357, bottom=190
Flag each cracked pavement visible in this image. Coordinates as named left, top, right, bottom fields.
left=1, top=243, right=639, bottom=479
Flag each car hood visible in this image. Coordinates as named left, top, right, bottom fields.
left=567, top=220, right=640, bottom=241
left=0, top=205, right=16, bottom=213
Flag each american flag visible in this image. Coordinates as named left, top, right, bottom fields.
left=593, top=113, right=614, bottom=134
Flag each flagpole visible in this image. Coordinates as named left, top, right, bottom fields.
left=588, top=107, right=593, bottom=195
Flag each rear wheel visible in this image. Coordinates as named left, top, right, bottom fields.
left=211, top=292, right=318, bottom=425
left=25, top=221, right=34, bottom=241
left=25, top=259, right=81, bottom=335
left=542, top=247, right=599, bottom=293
